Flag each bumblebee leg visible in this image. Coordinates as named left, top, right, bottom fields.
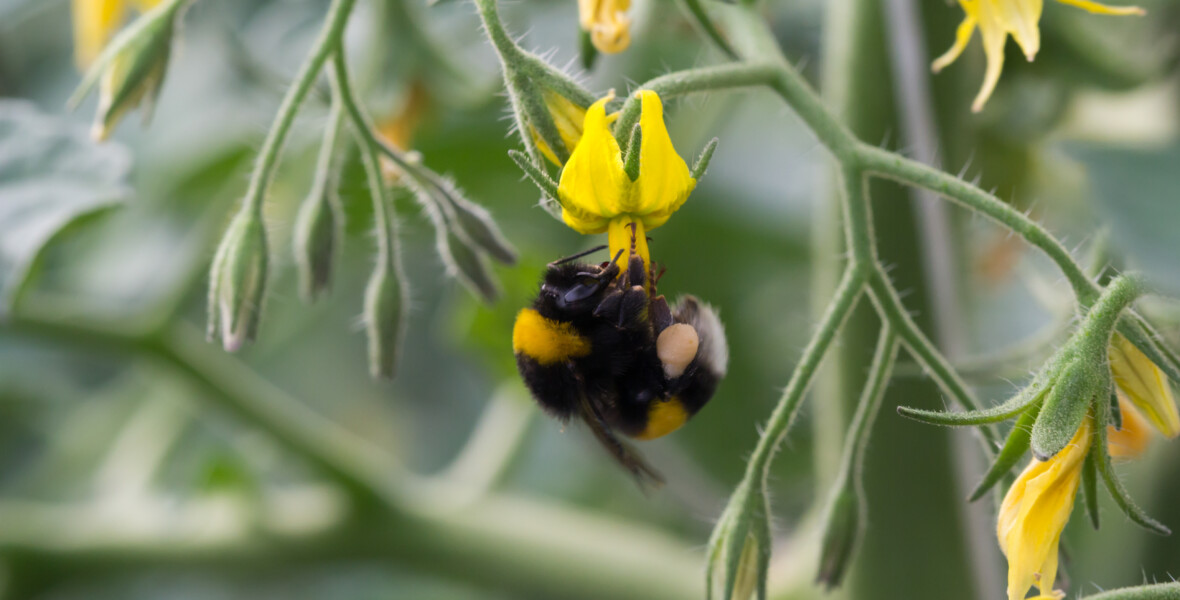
left=577, top=393, right=664, bottom=488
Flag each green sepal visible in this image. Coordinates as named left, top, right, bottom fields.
left=897, top=376, right=1046, bottom=427
left=1109, top=389, right=1122, bottom=431
left=432, top=178, right=517, bottom=265
left=623, top=124, right=642, bottom=182
left=969, top=399, right=1041, bottom=501
left=815, top=480, right=861, bottom=589
left=1090, top=416, right=1171, bottom=536
left=1030, top=364, right=1100, bottom=460
left=508, top=149, right=560, bottom=199
left=692, top=137, right=719, bottom=181
left=1081, top=450, right=1100, bottom=530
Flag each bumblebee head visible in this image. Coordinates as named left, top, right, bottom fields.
left=538, top=262, right=618, bottom=317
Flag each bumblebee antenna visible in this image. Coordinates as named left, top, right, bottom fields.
left=549, top=245, right=609, bottom=267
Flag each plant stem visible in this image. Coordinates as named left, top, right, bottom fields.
left=329, top=50, right=398, bottom=263
left=240, top=0, right=357, bottom=216
left=747, top=266, right=867, bottom=482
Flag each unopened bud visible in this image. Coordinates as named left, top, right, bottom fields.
left=816, top=485, right=862, bottom=589
left=207, top=210, right=269, bottom=352
left=293, top=184, right=340, bottom=302
left=439, top=187, right=517, bottom=265
left=364, top=256, right=408, bottom=379
left=439, top=225, right=501, bottom=304
left=76, top=0, right=183, bottom=141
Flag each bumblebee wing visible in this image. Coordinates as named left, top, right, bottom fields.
left=575, top=391, right=665, bottom=489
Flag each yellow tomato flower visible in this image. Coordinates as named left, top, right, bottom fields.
left=997, top=417, right=1091, bottom=600
left=578, top=0, right=632, bottom=54
left=530, top=90, right=588, bottom=166
left=1108, top=395, right=1153, bottom=459
left=932, top=0, right=1145, bottom=112
left=1109, top=333, right=1180, bottom=438
left=72, top=0, right=163, bottom=69
left=556, top=90, right=696, bottom=271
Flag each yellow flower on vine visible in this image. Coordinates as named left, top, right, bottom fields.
left=1109, top=333, right=1180, bottom=438
left=72, top=0, right=162, bottom=68
left=556, top=90, right=696, bottom=271
left=932, top=0, right=1145, bottom=112
left=578, top=0, right=632, bottom=54
left=997, top=417, right=1091, bottom=600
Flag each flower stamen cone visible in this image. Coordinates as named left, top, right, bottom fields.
left=1109, top=333, right=1180, bottom=438
left=557, top=90, right=695, bottom=272
left=932, top=0, right=1145, bottom=112
left=998, top=417, right=1092, bottom=600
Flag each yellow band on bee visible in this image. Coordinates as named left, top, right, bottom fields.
left=633, top=397, right=689, bottom=440
left=512, top=309, right=592, bottom=365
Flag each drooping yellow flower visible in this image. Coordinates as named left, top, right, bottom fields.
left=1108, top=395, right=1153, bottom=459
left=578, top=0, right=632, bottom=54
left=556, top=90, right=696, bottom=271
left=530, top=90, right=588, bottom=166
left=72, top=0, right=163, bottom=69
left=932, top=0, right=1145, bottom=112
left=998, top=417, right=1092, bottom=600
left=1109, top=333, right=1180, bottom=438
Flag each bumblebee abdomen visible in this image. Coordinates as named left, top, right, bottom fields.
left=630, top=397, right=690, bottom=440
left=512, top=308, right=592, bottom=365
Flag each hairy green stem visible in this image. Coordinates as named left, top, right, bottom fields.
left=240, top=0, right=357, bottom=215
left=329, top=50, right=398, bottom=262
left=614, top=62, right=781, bottom=147
left=747, top=266, right=867, bottom=481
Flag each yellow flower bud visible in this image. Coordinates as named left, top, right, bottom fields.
left=1109, top=333, right=1180, bottom=438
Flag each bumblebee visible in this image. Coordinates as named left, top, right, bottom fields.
left=512, top=240, right=728, bottom=485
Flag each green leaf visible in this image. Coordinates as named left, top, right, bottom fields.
left=1069, top=142, right=1180, bottom=296
left=0, top=101, right=130, bottom=313
left=1091, top=424, right=1171, bottom=536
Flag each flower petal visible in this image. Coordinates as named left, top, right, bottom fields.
left=995, top=0, right=1043, bottom=60
left=557, top=95, right=629, bottom=234
left=999, top=419, right=1091, bottom=600
left=73, top=0, right=126, bottom=68
left=629, top=90, right=695, bottom=229
left=1109, top=334, right=1180, bottom=438
left=1055, top=0, right=1145, bottom=15
left=972, top=2, right=1011, bottom=111
left=932, top=8, right=979, bottom=73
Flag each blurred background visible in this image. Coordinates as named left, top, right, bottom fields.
left=0, top=0, right=1178, bottom=598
